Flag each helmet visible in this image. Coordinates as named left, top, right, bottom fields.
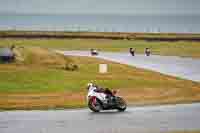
left=87, top=83, right=93, bottom=87
left=87, top=83, right=93, bottom=90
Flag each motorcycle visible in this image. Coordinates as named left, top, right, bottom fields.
left=129, top=48, right=135, bottom=56
left=145, top=48, right=151, bottom=56
left=87, top=84, right=127, bottom=112
left=90, top=49, right=98, bottom=56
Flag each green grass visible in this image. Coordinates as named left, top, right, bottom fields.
left=0, top=56, right=198, bottom=93
left=0, top=55, right=199, bottom=93
left=1, top=39, right=200, bottom=58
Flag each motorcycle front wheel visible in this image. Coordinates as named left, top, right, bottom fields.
left=116, top=97, right=127, bottom=112
left=88, top=97, right=102, bottom=112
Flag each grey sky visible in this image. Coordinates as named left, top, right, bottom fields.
left=0, top=0, right=200, bottom=15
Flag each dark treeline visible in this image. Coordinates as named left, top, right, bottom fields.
left=1, top=31, right=200, bottom=41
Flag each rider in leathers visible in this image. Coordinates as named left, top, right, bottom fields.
left=87, top=83, right=114, bottom=100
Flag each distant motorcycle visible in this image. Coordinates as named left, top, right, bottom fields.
left=90, top=49, right=98, bottom=56
left=145, top=48, right=151, bottom=56
left=129, top=48, right=135, bottom=56
left=87, top=83, right=127, bottom=112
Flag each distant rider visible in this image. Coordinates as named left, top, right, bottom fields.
left=129, top=48, right=135, bottom=56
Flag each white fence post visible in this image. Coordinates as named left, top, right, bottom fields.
left=99, top=64, right=108, bottom=73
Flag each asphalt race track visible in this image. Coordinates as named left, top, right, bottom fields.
left=0, top=103, right=200, bottom=133
left=59, top=51, right=200, bottom=82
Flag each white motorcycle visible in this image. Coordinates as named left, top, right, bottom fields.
left=87, top=83, right=127, bottom=112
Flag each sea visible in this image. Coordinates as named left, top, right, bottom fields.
left=0, top=13, right=200, bottom=33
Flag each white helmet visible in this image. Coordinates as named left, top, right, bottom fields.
left=87, top=83, right=93, bottom=87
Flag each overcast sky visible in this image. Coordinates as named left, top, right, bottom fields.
left=0, top=0, right=200, bottom=15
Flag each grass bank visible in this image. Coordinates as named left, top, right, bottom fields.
left=0, top=50, right=200, bottom=110
left=1, top=38, right=200, bottom=58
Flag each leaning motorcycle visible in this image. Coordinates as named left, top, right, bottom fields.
left=87, top=87, right=127, bottom=112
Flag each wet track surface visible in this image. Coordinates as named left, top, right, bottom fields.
left=59, top=51, right=200, bottom=82
left=0, top=103, right=200, bottom=133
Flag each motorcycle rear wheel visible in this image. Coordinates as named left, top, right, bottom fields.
left=116, top=97, right=127, bottom=112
